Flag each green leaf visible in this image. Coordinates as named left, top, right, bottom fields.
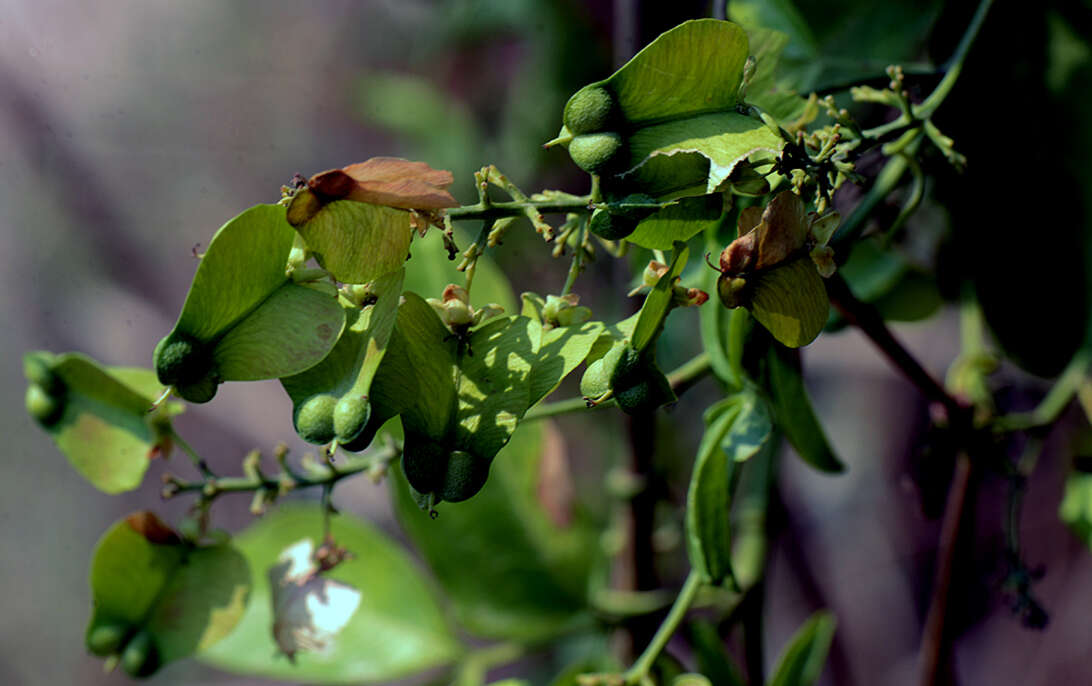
left=213, top=282, right=346, bottom=381
left=744, top=28, right=809, bottom=124
left=625, top=195, right=725, bottom=251
left=281, top=269, right=404, bottom=445
left=200, top=505, right=460, bottom=683
left=1059, top=469, right=1092, bottom=548
left=605, top=19, right=749, bottom=125
left=526, top=319, right=606, bottom=408
left=293, top=199, right=413, bottom=284
left=767, top=611, right=837, bottom=686
left=87, top=514, right=249, bottom=671
left=26, top=352, right=175, bottom=493
left=686, top=391, right=772, bottom=584
left=391, top=421, right=594, bottom=641
left=688, top=620, right=747, bottom=686
left=622, top=112, right=783, bottom=198
left=748, top=257, right=829, bottom=348
left=454, top=315, right=535, bottom=459
left=765, top=343, right=844, bottom=473
left=176, top=204, right=298, bottom=340
left=380, top=292, right=461, bottom=438
left=632, top=241, right=690, bottom=353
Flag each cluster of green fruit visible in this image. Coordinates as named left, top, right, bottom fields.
left=87, top=621, right=160, bottom=677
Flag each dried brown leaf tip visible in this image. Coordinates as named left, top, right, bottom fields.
left=125, top=511, right=181, bottom=545
left=310, top=157, right=458, bottom=210
left=715, top=190, right=838, bottom=278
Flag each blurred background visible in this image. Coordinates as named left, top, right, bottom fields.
left=2, top=1, right=1090, bottom=684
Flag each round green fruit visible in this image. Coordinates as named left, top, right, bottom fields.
left=294, top=394, right=338, bottom=445
left=401, top=432, right=449, bottom=495
left=119, top=630, right=160, bottom=678
left=568, top=132, right=625, bottom=174
left=153, top=332, right=211, bottom=387
left=563, top=85, right=617, bottom=135
left=580, top=341, right=626, bottom=398
left=25, top=383, right=64, bottom=427
left=174, top=375, right=218, bottom=404
left=333, top=394, right=371, bottom=443
left=24, top=354, right=61, bottom=394
left=440, top=450, right=491, bottom=503
left=86, top=619, right=132, bottom=657
left=588, top=208, right=639, bottom=240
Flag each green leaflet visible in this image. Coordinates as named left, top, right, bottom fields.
left=767, top=611, right=837, bottom=686
left=596, top=19, right=749, bottom=125
left=175, top=205, right=298, bottom=339
left=154, top=204, right=345, bottom=402
left=742, top=27, right=810, bottom=124
left=748, top=256, right=829, bottom=349
left=525, top=318, right=605, bottom=409
left=291, top=195, right=413, bottom=284
left=625, top=195, right=725, bottom=251
left=200, top=505, right=460, bottom=683
left=765, top=342, right=844, bottom=473
left=622, top=112, right=783, bottom=198
left=24, top=352, right=179, bottom=494
left=281, top=269, right=404, bottom=446
left=87, top=514, right=249, bottom=675
left=391, top=421, right=594, bottom=642
left=688, top=620, right=748, bottom=686
left=211, top=283, right=346, bottom=380
left=632, top=241, right=690, bottom=353
left=685, top=391, right=772, bottom=584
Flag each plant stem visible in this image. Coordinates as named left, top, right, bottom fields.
left=447, top=198, right=593, bottom=222
left=166, top=445, right=401, bottom=497
left=170, top=429, right=216, bottom=480
left=915, top=0, right=995, bottom=119
left=993, top=348, right=1091, bottom=432
left=622, top=570, right=704, bottom=685
left=561, top=248, right=583, bottom=296
left=830, top=151, right=911, bottom=250
left=826, top=273, right=968, bottom=425
left=918, top=452, right=973, bottom=686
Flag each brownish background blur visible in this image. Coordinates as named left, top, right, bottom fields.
left=2, top=2, right=1088, bottom=684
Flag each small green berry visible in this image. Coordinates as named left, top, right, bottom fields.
left=333, top=395, right=371, bottom=443
left=588, top=208, right=638, bottom=240
left=294, top=394, right=338, bottom=444
left=563, top=85, right=617, bottom=135
left=568, top=132, right=625, bottom=174
left=26, top=383, right=64, bottom=427
left=86, top=619, right=132, bottom=657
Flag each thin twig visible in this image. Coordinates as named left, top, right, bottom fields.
left=826, top=273, right=968, bottom=425
left=918, top=453, right=973, bottom=686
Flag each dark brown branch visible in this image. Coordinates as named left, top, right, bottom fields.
left=918, top=453, right=973, bottom=686
left=826, top=273, right=969, bottom=427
